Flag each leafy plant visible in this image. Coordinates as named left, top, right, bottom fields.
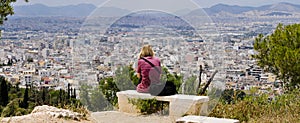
left=128, top=98, right=168, bottom=115
left=99, top=77, right=119, bottom=107
left=182, top=76, right=197, bottom=95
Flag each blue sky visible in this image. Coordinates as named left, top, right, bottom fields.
left=14, top=0, right=300, bottom=8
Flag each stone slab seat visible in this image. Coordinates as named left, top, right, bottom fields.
left=116, top=90, right=209, bottom=117
left=176, top=115, right=240, bottom=123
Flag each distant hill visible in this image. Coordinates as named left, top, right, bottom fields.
left=14, top=4, right=96, bottom=17
left=14, top=4, right=130, bottom=17
left=92, top=7, right=131, bottom=17
left=256, top=2, right=300, bottom=12
left=204, top=4, right=254, bottom=15
left=188, top=2, right=300, bottom=16
left=263, top=12, right=292, bottom=16
left=13, top=2, right=300, bottom=17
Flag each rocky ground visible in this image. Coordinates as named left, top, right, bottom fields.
left=0, top=105, right=176, bottom=123
left=0, top=105, right=94, bottom=123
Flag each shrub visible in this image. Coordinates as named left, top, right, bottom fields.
left=128, top=98, right=168, bottom=115
left=209, top=90, right=300, bottom=122
left=1, top=98, right=29, bottom=117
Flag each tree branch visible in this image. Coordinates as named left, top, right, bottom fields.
left=200, top=70, right=218, bottom=95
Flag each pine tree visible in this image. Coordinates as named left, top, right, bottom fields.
left=70, top=87, right=73, bottom=98
left=0, top=76, right=9, bottom=106
left=59, top=89, right=62, bottom=104
left=253, top=24, right=300, bottom=89
left=42, top=88, right=46, bottom=104
left=67, top=83, right=70, bottom=99
left=73, top=88, right=76, bottom=99
left=21, top=85, right=29, bottom=108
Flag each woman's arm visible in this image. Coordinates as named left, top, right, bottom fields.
left=137, top=73, right=141, bottom=78
left=137, top=60, right=141, bottom=78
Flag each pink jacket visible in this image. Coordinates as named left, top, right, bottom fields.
left=136, top=56, right=161, bottom=93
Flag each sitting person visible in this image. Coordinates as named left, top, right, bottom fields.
left=136, top=45, right=161, bottom=93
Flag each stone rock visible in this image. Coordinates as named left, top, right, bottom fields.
left=31, top=105, right=83, bottom=120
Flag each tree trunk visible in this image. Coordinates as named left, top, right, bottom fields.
left=197, top=65, right=203, bottom=94
left=200, top=70, right=218, bottom=95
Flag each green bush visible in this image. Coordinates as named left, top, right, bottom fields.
left=99, top=77, right=119, bottom=107
left=182, top=76, right=197, bottom=95
left=1, top=98, right=30, bottom=117
left=128, top=98, right=168, bottom=115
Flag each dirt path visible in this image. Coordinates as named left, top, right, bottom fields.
left=1, top=110, right=177, bottom=123
left=91, top=111, right=177, bottom=123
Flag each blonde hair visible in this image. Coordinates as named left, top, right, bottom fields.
left=139, top=45, right=154, bottom=59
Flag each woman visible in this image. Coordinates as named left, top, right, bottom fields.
left=136, top=45, right=161, bottom=93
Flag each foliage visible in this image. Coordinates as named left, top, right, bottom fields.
left=89, top=86, right=112, bottom=111
left=210, top=89, right=300, bottom=122
left=253, top=23, right=300, bottom=89
left=161, top=67, right=183, bottom=92
left=79, top=83, right=112, bottom=112
left=0, top=76, right=87, bottom=118
left=128, top=98, right=168, bottom=115
left=1, top=98, right=29, bottom=117
left=96, top=65, right=183, bottom=110
left=77, top=64, right=184, bottom=112
left=95, top=66, right=142, bottom=110
left=79, top=83, right=91, bottom=110
left=0, top=76, right=9, bottom=106
left=182, top=76, right=197, bottom=95
left=99, top=77, right=119, bottom=107
left=129, top=65, right=140, bottom=86
left=75, top=64, right=185, bottom=113
left=20, top=85, right=29, bottom=108
left=114, top=66, right=136, bottom=91
left=220, top=89, right=246, bottom=104
left=0, top=0, right=29, bottom=37
left=0, top=0, right=28, bottom=25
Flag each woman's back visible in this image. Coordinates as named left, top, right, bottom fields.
left=137, top=56, right=161, bottom=93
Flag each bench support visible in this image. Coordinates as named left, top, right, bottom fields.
left=169, top=99, right=208, bottom=116
left=117, top=90, right=209, bottom=117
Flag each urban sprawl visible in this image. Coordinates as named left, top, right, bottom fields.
left=1, top=11, right=299, bottom=98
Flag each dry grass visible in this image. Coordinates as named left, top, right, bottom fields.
left=209, top=90, right=300, bottom=122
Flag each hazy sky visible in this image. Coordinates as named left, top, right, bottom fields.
left=14, top=0, right=300, bottom=8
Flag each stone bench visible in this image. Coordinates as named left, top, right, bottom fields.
left=176, top=115, right=239, bottom=123
left=116, top=90, right=209, bottom=117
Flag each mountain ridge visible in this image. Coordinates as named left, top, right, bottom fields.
left=13, top=2, right=300, bottom=17
left=198, top=2, right=300, bottom=16
left=14, top=3, right=97, bottom=17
